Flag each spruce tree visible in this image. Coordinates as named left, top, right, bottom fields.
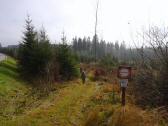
left=37, top=27, right=52, bottom=76
left=18, top=15, right=38, bottom=78
left=18, top=16, right=52, bottom=81
left=57, top=33, right=79, bottom=80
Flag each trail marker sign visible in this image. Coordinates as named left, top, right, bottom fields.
left=117, top=66, right=132, bottom=106
left=117, top=66, right=132, bottom=79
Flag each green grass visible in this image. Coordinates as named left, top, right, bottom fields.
left=0, top=58, right=99, bottom=126
left=0, top=58, right=27, bottom=92
left=0, top=58, right=31, bottom=121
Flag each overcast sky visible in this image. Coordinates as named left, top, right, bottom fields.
left=1, top=0, right=168, bottom=46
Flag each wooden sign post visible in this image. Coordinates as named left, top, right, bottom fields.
left=117, top=66, right=132, bottom=106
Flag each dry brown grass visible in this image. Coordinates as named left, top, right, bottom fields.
left=85, top=104, right=167, bottom=126
left=108, top=105, right=143, bottom=126
left=103, top=84, right=120, bottom=94
left=84, top=109, right=100, bottom=126
left=108, top=105, right=167, bottom=126
left=84, top=105, right=116, bottom=126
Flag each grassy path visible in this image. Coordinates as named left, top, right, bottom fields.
left=0, top=58, right=98, bottom=126
left=2, top=83, right=97, bottom=126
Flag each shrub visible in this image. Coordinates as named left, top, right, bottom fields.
left=131, top=62, right=168, bottom=107
left=158, top=65, right=168, bottom=105
left=132, top=68, right=160, bottom=107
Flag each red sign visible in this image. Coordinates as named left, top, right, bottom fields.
left=117, top=66, right=132, bottom=79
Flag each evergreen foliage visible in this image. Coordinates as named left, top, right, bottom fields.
left=72, top=36, right=127, bottom=63
left=133, top=69, right=160, bottom=107
left=57, top=44, right=79, bottom=80
left=18, top=16, right=52, bottom=80
left=56, top=34, right=79, bottom=80
left=18, top=17, right=79, bottom=82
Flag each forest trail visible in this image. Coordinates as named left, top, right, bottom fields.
left=1, top=80, right=98, bottom=126
left=0, top=58, right=167, bottom=126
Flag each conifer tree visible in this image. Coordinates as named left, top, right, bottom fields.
left=56, top=32, right=79, bottom=80
left=18, top=16, right=52, bottom=81
left=37, top=27, right=52, bottom=76
left=18, top=15, right=38, bottom=78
